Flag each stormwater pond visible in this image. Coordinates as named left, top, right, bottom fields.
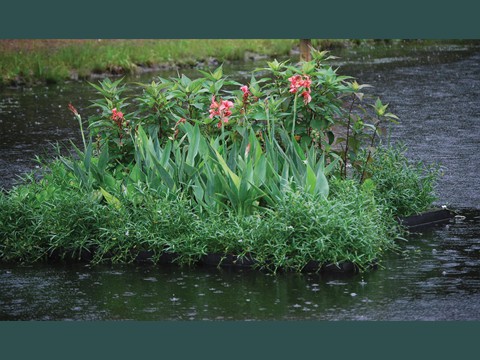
left=1, top=41, right=480, bottom=320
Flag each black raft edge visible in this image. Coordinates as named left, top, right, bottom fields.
left=46, top=249, right=364, bottom=274
left=398, top=208, right=455, bottom=230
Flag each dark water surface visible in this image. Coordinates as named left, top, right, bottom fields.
left=1, top=42, right=480, bottom=320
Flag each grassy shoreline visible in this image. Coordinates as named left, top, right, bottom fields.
left=0, top=39, right=296, bottom=86
left=0, top=39, right=407, bottom=86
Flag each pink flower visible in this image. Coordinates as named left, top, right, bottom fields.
left=302, top=90, right=312, bottom=105
left=209, top=96, right=234, bottom=127
left=288, top=75, right=303, bottom=93
left=209, top=96, right=219, bottom=119
left=111, top=108, right=124, bottom=121
left=240, top=85, right=250, bottom=95
left=288, top=74, right=312, bottom=105
left=111, top=108, right=125, bottom=129
left=301, top=76, right=312, bottom=89
left=240, top=85, right=251, bottom=104
left=220, top=100, right=233, bottom=117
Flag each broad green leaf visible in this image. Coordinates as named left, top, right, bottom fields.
left=129, top=164, right=144, bottom=183
left=212, top=147, right=240, bottom=190
left=212, top=65, right=223, bottom=80
left=315, top=167, right=329, bottom=198
left=100, top=187, right=121, bottom=210
left=251, top=112, right=269, bottom=121
left=104, top=174, right=117, bottom=189
left=306, top=163, right=317, bottom=195
left=253, top=156, right=267, bottom=185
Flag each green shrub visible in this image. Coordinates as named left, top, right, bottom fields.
left=0, top=174, right=107, bottom=262
left=362, top=144, right=440, bottom=217
left=251, top=181, right=399, bottom=272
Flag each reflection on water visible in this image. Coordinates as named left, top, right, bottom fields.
left=1, top=41, right=480, bottom=320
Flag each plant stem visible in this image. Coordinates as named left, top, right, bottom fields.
left=221, top=120, right=226, bottom=159
left=292, top=93, right=298, bottom=141
left=344, top=95, right=356, bottom=179
left=265, top=99, right=274, bottom=148
left=76, top=114, right=87, bottom=152
left=360, top=117, right=380, bottom=183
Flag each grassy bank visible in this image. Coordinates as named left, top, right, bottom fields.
left=0, top=39, right=300, bottom=86
left=2, top=39, right=477, bottom=87
left=0, top=39, right=406, bottom=86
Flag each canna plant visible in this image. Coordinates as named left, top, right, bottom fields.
left=64, top=48, right=403, bottom=217
left=247, top=49, right=400, bottom=181
left=86, top=77, right=134, bottom=164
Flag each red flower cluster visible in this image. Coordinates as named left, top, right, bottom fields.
left=109, top=108, right=129, bottom=145
left=209, top=96, right=234, bottom=128
left=288, top=74, right=312, bottom=105
left=111, top=108, right=125, bottom=129
left=240, top=85, right=250, bottom=102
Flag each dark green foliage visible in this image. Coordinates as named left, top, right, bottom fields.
left=0, top=51, right=440, bottom=272
left=0, top=170, right=400, bottom=272
left=362, top=144, right=440, bottom=217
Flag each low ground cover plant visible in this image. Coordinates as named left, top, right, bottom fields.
left=0, top=49, right=439, bottom=272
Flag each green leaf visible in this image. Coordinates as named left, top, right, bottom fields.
left=251, top=112, right=269, bottom=121
left=385, top=112, right=400, bottom=123
left=310, top=117, right=327, bottom=131
left=191, top=180, right=205, bottom=207
left=212, top=65, right=223, bottom=81
left=305, top=163, right=317, bottom=195
left=253, top=156, right=267, bottom=185
left=129, top=164, right=144, bottom=183
left=301, top=62, right=315, bottom=74
left=153, top=157, right=175, bottom=190
left=314, top=167, right=329, bottom=198
left=212, top=147, right=240, bottom=190
left=100, top=187, right=121, bottom=210
left=104, top=174, right=117, bottom=189
left=83, top=142, right=93, bottom=172
left=326, top=131, right=335, bottom=145
left=186, top=124, right=201, bottom=165
left=97, top=145, right=110, bottom=173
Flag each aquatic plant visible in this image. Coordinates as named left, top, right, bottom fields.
left=0, top=166, right=399, bottom=271
left=359, top=144, right=441, bottom=217
left=0, top=48, right=439, bottom=272
left=83, top=49, right=391, bottom=180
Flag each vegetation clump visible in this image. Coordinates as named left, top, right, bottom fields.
left=0, top=49, right=439, bottom=272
